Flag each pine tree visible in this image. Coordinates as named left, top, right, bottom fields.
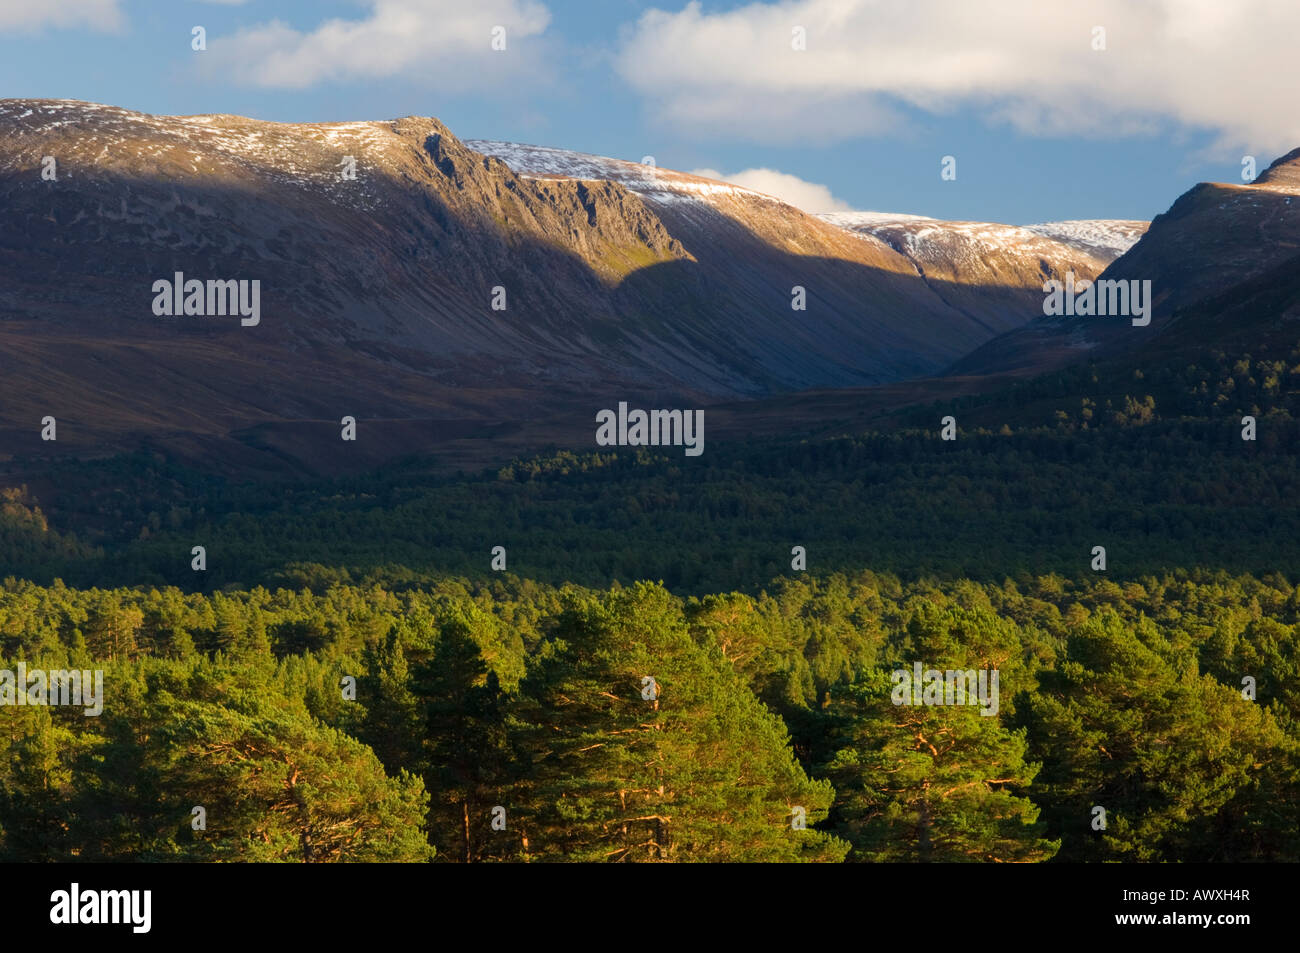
left=510, top=583, right=847, bottom=861
left=417, top=613, right=517, bottom=862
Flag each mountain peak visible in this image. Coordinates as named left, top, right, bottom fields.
left=1254, top=146, right=1300, bottom=190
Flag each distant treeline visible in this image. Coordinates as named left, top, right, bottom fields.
left=4, top=344, right=1299, bottom=596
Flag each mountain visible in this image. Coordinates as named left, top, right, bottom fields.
left=461, top=142, right=1141, bottom=368
left=818, top=212, right=1145, bottom=340
left=0, top=100, right=1135, bottom=474
left=953, top=148, right=1300, bottom=376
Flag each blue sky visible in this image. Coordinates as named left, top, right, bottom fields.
left=1, top=0, right=1293, bottom=223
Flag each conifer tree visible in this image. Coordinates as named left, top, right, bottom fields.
left=510, top=583, right=847, bottom=861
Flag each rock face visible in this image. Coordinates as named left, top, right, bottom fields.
left=0, top=100, right=1134, bottom=470
left=952, top=149, right=1300, bottom=376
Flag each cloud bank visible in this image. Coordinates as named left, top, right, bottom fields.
left=618, top=0, right=1300, bottom=152
left=206, top=0, right=551, bottom=90
left=0, top=0, right=122, bottom=31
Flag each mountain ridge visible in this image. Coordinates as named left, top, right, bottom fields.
left=0, top=99, right=1141, bottom=474
left=949, top=146, right=1300, bottom=377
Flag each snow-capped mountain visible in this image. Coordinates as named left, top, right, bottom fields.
left=1021, top=220, right=1148, bottom=259
left=0, top=100, right=1148, bottom=471
left=810, top=213, right=1146, bottom=342
left=465, top=140, right=774, bottom=207
left=819, top=212, right=1146, bottom=275
left=465, top=140, right=1137, bottom=371
left=952, top=147, right=1300, bottom=376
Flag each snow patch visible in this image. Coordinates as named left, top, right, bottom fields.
left=1022, top=220, right=1149, bottom=258
left=466, top=140, right=780, bottom=207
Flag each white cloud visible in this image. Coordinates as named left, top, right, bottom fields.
left=690, top=166, right=850, bottom=212
left=205, top=0, right=551, bottom=89
left=0, top=0, right=122, bottom=31
left=617, top=0, right=1300, bottom=153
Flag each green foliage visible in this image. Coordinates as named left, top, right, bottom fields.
left=510, top=583, right=847, bottom=861
left=1, top=570, right=1297, bottom=862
